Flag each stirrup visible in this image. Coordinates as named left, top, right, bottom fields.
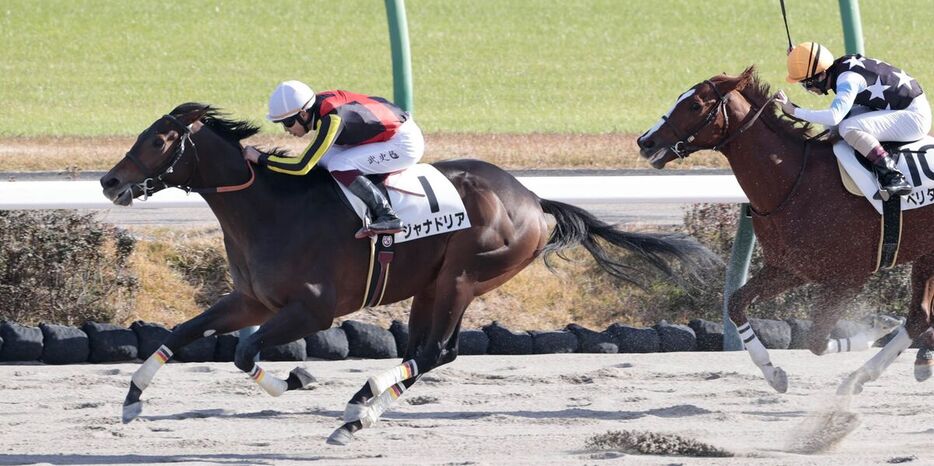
left=354, top=219, right=404, bottom=239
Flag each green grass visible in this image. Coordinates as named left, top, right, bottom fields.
left=1, top=0, right=931, bottom=136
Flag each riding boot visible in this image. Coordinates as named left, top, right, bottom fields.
left=347, top=176, right=403, bottom=236
left=871, top=154, right=913, bottom=198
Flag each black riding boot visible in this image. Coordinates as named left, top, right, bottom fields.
left=872, top=155, right=913, bottom=198
left=348, top=176, right=403, bottom=236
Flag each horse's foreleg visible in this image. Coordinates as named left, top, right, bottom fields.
left=123, top=292, right=267, bottom=423
left=728, top=266, right=804, bottom=393
left=233, top=299, right=330, bottom=397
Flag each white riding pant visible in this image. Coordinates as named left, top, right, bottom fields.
left=839, top=94, right=932, bottom=155
left=319, top=119, right=424, bottom=175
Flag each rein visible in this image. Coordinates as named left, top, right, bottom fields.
left=661, top=80, right=777, bottom=158
left=125, top=114, right=255, bottom=199
left=749, top=141, right=811, bottom=217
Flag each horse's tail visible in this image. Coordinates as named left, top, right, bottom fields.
left=539, top=198, right=718, bottom=286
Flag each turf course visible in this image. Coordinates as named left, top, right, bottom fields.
left=1, top=0, right=931, bottom=137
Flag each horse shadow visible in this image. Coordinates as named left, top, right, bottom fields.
left=140, top=403, right=719, bottom=423
left=0, top=453, right=326, bottom=465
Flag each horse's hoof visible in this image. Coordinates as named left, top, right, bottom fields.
left=290, top=367, right=316, bottom=388
left=914, top=348, right=934, bottom=382
left=122, top=401, right=143, bottom=424
left=326, top=426, right=354, bottom=446
left=766, top=366, right=788, bottom=393
left=914, top=364, right=932, bottom=382
left=837, top=371, right=869, bottom=396
left=872, top=315, right=905, bottom=339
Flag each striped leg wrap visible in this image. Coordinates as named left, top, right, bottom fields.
left=737, top=323, right=771, bottom=368
left=827, top=338, right=848, bottom=353
left=131, top=345, right=173, bottom=391
left=249, top=365, right=288, bottom=397
left=368, top=360, right=418, bottom=395
left=344, top=382, right=408, bottom=428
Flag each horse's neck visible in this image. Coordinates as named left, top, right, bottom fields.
left=721, top=119, right=808, bottom=214
left=189, top=136, right=271, bottom=242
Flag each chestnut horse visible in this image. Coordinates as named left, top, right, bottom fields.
left=637, top=66, right=933, bottom=395
left=101, top=103, right=712, bottom=445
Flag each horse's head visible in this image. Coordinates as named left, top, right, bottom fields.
left=100, top=105, right=208, bottom=205
left=637, top=67, right=758, bottom=169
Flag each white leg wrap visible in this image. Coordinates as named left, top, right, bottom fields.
left=864, top=326, right=911, bottom=379
left=343, top=382, right=408, bottom=428
left=343, top=402, right=370, bottom=425
left=131, top=345, right=172, bottom=391
left=367, top=360, right=418, bottom=395
left=823, top=334, right=872, bottom=354
left=249, top=365, right=288, bottom=397
left=738, top=323, right=771, bottom=367
left=825, top=316, right=905, bottom=354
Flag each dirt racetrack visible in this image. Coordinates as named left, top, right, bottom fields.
left=1, top=351, right=931, bottom=465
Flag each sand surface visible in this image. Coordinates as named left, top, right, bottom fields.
left=1, top=351, right=931, bottom=465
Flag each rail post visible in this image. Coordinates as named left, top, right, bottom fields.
left=384, top=0, right=414, bottom=114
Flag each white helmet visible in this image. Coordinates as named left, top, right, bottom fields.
left=266, top=80, right=316, bottom=121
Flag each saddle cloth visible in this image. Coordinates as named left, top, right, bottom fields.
left=834, top=136, right=934, bottom=214
left=334, top=163, right=471, bottom=243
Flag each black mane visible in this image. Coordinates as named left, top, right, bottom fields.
left=170, top=102, right=290, bottom=158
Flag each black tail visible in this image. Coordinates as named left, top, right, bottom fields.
left=539, top=199, right=717, bottom=286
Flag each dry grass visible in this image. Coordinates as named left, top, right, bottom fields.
left=0, top=133, right=727, bottom=173
left=122, top=228, right=227, bottom=327
left=122, top=228, right=660, bottom=331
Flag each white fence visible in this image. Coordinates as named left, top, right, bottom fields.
left=0, top=176, right=749, bottom=209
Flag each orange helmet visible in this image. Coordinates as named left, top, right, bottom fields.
left=786, top=42, right=834, bottom=83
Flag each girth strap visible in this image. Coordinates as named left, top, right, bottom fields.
left=361, top=234, right=396, bottom=308
left=875, top=196, right=903, bottom=272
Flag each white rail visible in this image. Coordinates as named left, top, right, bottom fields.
left=0, top=176, right=749, bottom=209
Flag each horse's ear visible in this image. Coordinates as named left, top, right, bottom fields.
left=735, top=66, right=757, bottom=91
left=174, top=106, right=209, bottom=129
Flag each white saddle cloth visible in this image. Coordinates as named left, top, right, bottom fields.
left=335, top=163, right=471, bottom=243
left=833, top=136, right=934, bottom=214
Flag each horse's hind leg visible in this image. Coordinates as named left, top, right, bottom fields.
left=727, top=266, right=805, bottom=393
left=913, top=328, right=934, bottom=381
left=122, top=292, right=268, bottom=423
left=233, top=300, right=332, bottom=397
left=328, top=273, right=477, bottom=446
left=839, top=255, right=934, bottom=394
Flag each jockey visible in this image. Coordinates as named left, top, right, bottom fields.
left=776, top=42, right=931, bottom=198
left=243, top=80, right=424, bottom=237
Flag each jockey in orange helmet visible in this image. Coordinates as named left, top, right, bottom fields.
left=243, top=81, right=424, bottom=237
left=776, top=42, right=931, bottom=198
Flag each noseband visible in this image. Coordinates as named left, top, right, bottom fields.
left=124, top=114, right=254, bottom=199
left=660, top=80, right=776, bottom=158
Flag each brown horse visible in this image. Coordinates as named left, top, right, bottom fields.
left=636, top=66, right=932, bottom=395
left=101, top=103, right=712, bottom=445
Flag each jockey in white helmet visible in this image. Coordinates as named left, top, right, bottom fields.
left=243, top=80, right=425, bottom=237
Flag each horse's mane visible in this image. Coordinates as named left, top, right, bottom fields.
left=731, top=67, right=827, bottom=145
left=170, top=102, right=290, bottom=158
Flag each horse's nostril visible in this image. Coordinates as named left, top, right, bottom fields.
left=101, top=176, right=119, bottom=189
left=640, top=138, right=655, bottom=150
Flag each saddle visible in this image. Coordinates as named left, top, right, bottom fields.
left=331, top=164, right=472, bottom=308
left=834, top=137, right=934, bottom=271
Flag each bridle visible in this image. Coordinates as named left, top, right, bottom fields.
left=124, top=114, right=254, bottom=200
left=658, top=80, right=817, bottom=218
left=659, top=80, right=777, bottom=158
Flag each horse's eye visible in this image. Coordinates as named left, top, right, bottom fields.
left=690, top=102, right=702, bottom=111
left=152, top=138, right=164, bottom=149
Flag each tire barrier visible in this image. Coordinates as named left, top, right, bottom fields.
left=0, top=316, right=901, bottom=364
